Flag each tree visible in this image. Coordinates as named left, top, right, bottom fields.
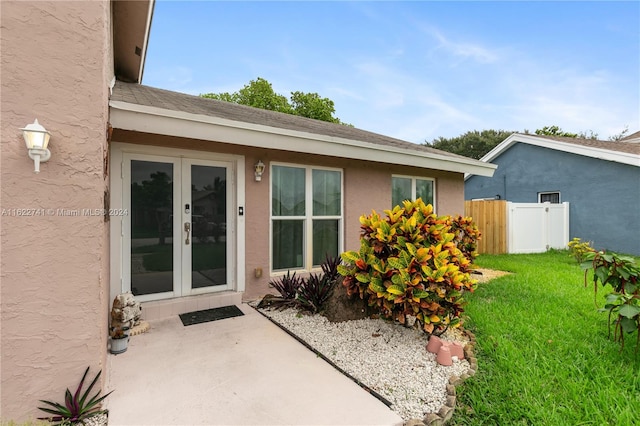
left=290, top=91, right=339, bottom=123
left=201, top=77, right=348, bottom=124
left=608, top=126, right=629, bottom=141
left=425, top=129, right=514, bottom=160
left=534, top=125, right=578, bottom=138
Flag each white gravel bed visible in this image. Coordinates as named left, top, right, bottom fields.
left=259, top=307, right=470, bottom=421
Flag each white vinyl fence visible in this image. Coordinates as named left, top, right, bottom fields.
left=507, top=202, right=570, bottom=254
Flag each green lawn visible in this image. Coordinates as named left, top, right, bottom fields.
left=453, top=250, right=640, bottom=425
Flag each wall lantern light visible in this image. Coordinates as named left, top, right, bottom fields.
left=21, top=119, right=51, bottom=173
left=254, top=160, right=265, bottom=181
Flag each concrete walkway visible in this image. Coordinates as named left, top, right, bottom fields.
left=105, top=303, right=403, bottom=426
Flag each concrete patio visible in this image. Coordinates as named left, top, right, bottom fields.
left=105, top=303, right=404, bottom=426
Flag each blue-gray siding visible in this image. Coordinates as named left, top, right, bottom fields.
left=465, top=142, right=640, bottom=255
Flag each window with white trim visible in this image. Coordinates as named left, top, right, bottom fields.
left=538, top=192, right=560, bottom=203
left=392, top=175, right=435, bottom=208
left=271, top=164, right=342, bottom=272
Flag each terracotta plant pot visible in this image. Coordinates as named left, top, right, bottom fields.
left=426, top=335, right=443, bottom=354
left=450, top=342, right=465, bottom=360
left=436, top=345, right=453, bottom=366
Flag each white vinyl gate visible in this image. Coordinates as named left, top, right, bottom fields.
left=507, top=202, right=570, bottom=254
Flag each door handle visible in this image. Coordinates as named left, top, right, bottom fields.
left=184, top=222, right=191, bottom=245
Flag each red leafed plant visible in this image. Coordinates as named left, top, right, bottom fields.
left=38, top=366, right=113, bottom=424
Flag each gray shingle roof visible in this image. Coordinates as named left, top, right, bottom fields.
left=621, top=130, right=640, bottom=143
left=520, top=133, right=640, bottom=155
left=111, top=81, right=474, bottom=162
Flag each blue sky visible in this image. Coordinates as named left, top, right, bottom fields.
left=144, top=1, right=639, bottom=143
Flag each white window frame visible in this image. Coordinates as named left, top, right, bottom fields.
left=392, top=175, right=436, bottom=210
left=538, top=191, right=561, bottom=204
left=270, top=162, right=344, bottom=274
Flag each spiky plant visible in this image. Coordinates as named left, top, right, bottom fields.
left=296, top=273, right=335, bottom=314
left=38, top=367, right=113, bottom=425
left=269, top=270, right=303, bottom=300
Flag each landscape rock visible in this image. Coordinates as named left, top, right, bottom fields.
left=322, top=283, right=369, bottom=322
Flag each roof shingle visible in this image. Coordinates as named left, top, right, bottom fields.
left=111, top=81, right=474, bottom=162
left=523, top=133, right=640, bottom=155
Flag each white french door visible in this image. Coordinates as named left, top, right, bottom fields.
left=123, top=154, right=234, bottom=302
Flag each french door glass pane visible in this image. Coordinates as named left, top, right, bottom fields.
left=130, top=160, right=173, bottom=296
left=313, top=170, right=341, bottom=216
left=392, top=177, right=412, bottom=207
left=313, top=219, right=339, bottom=266
left=272, top=166, right=305, bottom=216
left=273, top=220, right=304, bottom=270
left=416, top=179, right=434, bottom=206
left=191, top=165, right=227, bottom=288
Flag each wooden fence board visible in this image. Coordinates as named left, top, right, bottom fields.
left=464, top=200, right=507, bottom=254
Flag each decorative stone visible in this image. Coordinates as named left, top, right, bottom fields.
left=323, top=282, right=369, bottom=322
left=437, top=405, right=453, bottom=422
left=110, top=292, right=142, bottom=330
left=404, top=419, right=426, bottom=426
left=449, top=375, right=462, bottom=386
left=424, top=413, right=444, bottom=426
left=445, top=395, right=456, bottom=408
left=446, top=384, right=456, bottom=396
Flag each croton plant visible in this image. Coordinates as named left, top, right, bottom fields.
left=337, top=199, right=480, bottom=335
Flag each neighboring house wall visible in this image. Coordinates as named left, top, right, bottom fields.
left=111, top=131, right=466, bottom=300
left=1, top=2, right=111, bottom=421
left=466, top=143, right=640, bottom=255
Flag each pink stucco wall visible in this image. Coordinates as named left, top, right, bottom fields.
left=1, top=1, right=112, bottom=421
left=108, top=132, right=466, bottom=301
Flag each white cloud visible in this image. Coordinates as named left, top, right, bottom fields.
left=422, top=26, right=499, bottom=64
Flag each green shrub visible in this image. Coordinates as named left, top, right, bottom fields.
left=567, top=237, right=594, bottom=263
left=582, top=250, right=640, bottom=351
left=337, top=199, right=479, bottom=335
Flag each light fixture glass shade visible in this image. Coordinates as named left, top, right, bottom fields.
left=254, top=160, right=266, bottom=181
left=21, top=119, right=50, bottom=149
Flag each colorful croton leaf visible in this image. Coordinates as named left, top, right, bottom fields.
left=339, top=198, right=480, bottom=335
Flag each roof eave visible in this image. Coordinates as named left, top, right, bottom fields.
left=112, top=0, right=155, bottom=83
left=467, top=133, right=640, bottom=178
left=109, top=100, right=497, bottom=177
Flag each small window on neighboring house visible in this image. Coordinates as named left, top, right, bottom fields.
left=392, top=176, right=435, bottom=208
left=271, top=164, right=343, bottom=272
left=539, top=192, right=560, bottom=203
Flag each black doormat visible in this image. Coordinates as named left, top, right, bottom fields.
left=179, top=305, right=244, bottom=326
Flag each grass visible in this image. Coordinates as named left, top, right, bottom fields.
left=453, top=250, right=640, bottom=426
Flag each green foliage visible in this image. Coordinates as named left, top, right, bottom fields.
left=608, top=125, right=629, bottom=141
left=567, top=237, right=594, bottom=263
left=201, top=77, right=349, bottom=125
left=581, top=251, right=640, bottom=351
left=338, top=199, right=479, bottom=335
left=38, top=367, right=112, bottom=425
left=456, top=251, right=640, bottom=425
left=425, top=129, right=513, bottom=160
left=535, top=125, right=578, bottom=138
